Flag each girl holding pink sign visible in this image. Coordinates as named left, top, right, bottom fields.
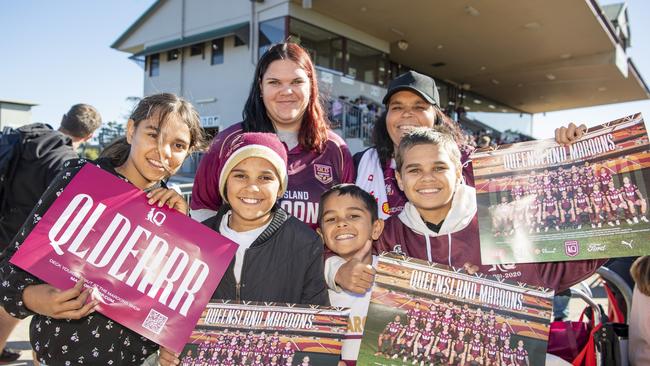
left=0, top=93, right=206, bottom=366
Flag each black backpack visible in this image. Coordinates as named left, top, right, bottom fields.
left=0, top=128, right=23, bottom=211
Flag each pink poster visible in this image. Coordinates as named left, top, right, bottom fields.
left=10, top=163, right=238, bottom=353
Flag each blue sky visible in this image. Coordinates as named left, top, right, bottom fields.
left=1, top=0, right=648, bottom=139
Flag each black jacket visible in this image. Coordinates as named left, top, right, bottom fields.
left=0, top=158, right=159, bottom=366
left=0, top=123, right=78, bottom=248
left=204, top=205, right=329, bottom=306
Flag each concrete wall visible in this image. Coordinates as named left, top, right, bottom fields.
left=143, top=35, right=254, bottom=129
left=0, top=103, right=32, bottom=129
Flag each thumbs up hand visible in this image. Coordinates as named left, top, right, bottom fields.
left=334, top=240, right=376, bottom=294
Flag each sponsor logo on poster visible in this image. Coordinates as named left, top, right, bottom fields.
left=565, top=240, right=580, bottom=257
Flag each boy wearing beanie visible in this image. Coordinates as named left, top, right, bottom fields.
left=203, top=132, right=329, bottom=305
left=160, top=133, right=330, bottom=366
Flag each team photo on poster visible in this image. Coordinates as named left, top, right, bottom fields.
left=472, top=113, right=650, bottom=264
left=180, top=301, right=348, bottom=366
left=357, top=253, right=553, bottom=366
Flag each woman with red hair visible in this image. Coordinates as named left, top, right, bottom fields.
left=191, top=43, right=354, bottom=227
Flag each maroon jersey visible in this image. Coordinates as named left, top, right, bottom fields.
left=543, top=197, right=558, bottom=214
left=252, top=361, right=264, bottom=366
left=515, top=347, right=529, bottom=365
left=486, top=328, right=499, bottom=343
left=456, top=320, right=468, bottom=334
left=511, top=186, right=525, bottom=199
left=575, top=193, right=590, bottom=209
left=180, top=356, right=194, bottom=366
left=418, top=330, right=435, bottom=346
left=191, top=123, right=355, bottom=227
left=407, top=308, right=422, bottom=322
left=222, top=357, right=236, bottom=366
left=598, top=172, right=612, bottom=187
left=453, top=340, right=466, bottom=354
left=528, top=199, right=541, bottom=215
left=436, top=332, right=451, bottom=350
left=469, top=339, right=482, bottom=357
left=560, top=198, right=572, bottom=211
left=375, top=203, right=605, bottom=291
left=591, top=191, right=606, bottom=208
left=206, top=358, right=219, bottom=366
left=582, top=176, right=597, bottom=193
left=607, top=188, right=623, bottom=205
left=542, top=181, right=555, bottom=193
left=386, top=321, right=402, bottom=337
left=441, top=313, right=454, bottom=327
left=402, top=325, right=418, bottom=342
left=282, top=347, right=294, bottom=359
left=486, top=343, right=499, bottom=360
left=498, top=328, right=511, bottom=344
left=556, top=181, right=569, bottom=196
left=623, top=184, right=640, bottom=200
left=502, top=347, right=515, bottom=365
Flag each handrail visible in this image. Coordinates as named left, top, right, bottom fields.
left=596, top=266, right=633, bottom=320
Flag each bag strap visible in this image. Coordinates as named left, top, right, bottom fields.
left=572, top=323, right=603, bottom=366
left=603, top=282, right=625, bottom=323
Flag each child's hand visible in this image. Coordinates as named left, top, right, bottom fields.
left=23, top=278, right=97, bottom=319
left=158, top=347, right=180, bottom=366
left=147, top=188, right=189, bottom=215
left=334, top=240, right=375, bottom=294
left=555, top=122, right=587, bottom=145
left=463, top=262, right=480, bottom=275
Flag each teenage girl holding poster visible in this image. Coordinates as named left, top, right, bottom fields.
left=0, top=93, right=206, bottom=366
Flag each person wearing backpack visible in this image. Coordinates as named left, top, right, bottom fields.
left=0, top=103, right=101, bottom=362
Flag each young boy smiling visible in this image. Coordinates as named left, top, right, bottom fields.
left=375, top=127, right=604, bottom=291
left=318, top=184, right=384, bottom=365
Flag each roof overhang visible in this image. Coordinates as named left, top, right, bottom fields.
left=0, top=99, right=38, bottom=107
left=130, top=22, right=249, bottom=57
left=297, top=0, right=649, bottom=114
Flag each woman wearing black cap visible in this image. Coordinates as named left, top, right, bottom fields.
left=355, top=70, right=586, bottom=219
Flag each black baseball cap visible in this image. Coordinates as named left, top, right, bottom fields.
left=382, top=70, right=440, bottom=107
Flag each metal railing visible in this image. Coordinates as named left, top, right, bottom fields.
left=328, top=99, right=380, bottom=146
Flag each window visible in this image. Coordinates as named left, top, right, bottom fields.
left=211, top=38, right=224, bottom=65
left=288, top=18, right=343, bottom=72
left=346, top=39, right=385, bottom=85
left=259, top=17, right=286, bottom=56
left=149, top=54, right=159, bottom=77
left=167, top=49, right=179, bottom=61
left=234, top=35, right=246, bottom=47
left=190, top=43, right=204, bottom=56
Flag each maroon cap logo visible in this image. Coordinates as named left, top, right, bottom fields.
left=564, top=240, right=579, bottom=257
left=314, top=164, right=333, bottom=184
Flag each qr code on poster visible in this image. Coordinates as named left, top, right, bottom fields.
left=142, top=309, right=168, bottom=334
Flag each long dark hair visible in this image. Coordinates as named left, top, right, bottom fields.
left=373, top=106, right=463, bottom=167
left=100, top=93, right=206, bottom=171
left=242, top=43, right=329, bottom=152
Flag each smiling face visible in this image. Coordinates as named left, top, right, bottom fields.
left=386, top=91, right=436, bottom=148
left=226, top=157, right=282, bottom=232
left=318, top=193, right=383, bottom=260
left=396, top=143, right=461, bottom=224
left=121, top=113, right=191, bottom=190
left=261, top=59, right=311, bottom=132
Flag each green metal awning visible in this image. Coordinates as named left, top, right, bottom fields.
left=133, top=22, right=249, bottom=57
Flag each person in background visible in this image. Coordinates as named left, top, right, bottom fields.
left=190, top=42, right=354, bottom=228
left=0, top=103, right=102, bottom=363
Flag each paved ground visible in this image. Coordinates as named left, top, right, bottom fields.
left=2, top=275, right=611, bottom=366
